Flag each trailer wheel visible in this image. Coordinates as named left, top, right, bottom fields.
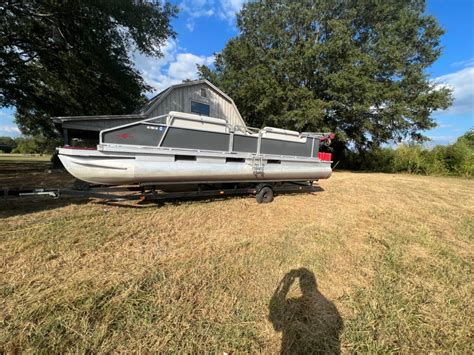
left=256, top=186, right=274, bottom=203
left=72, top=179, right=90, bottom=191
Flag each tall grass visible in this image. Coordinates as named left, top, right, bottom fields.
left=340, top=129, right=473, bottom=177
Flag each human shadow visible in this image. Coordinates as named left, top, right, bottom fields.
left=269, top=268, right=343, bottom=354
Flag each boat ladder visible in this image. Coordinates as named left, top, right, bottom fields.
left=252, top=156, right=265, bottom=176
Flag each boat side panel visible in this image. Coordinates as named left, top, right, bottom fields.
left=261, top=138, right=313, bottom=157
left=233, top=135, right=258, bottom=153
left=161, top=128, right=319, bottom=157
left=102, top=123, right=165, bottom=146
left=162, top=127, right=229, bottom=151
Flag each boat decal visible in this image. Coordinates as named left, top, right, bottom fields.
left=70, top=161, right=128, bottom=170
left=146, top=126, right=162, bottom=131
left=59, top=153, right=135, bottom=160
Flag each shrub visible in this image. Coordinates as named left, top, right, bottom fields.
left=392, top=144, right=426, bottom=174
left=11, top=136, right=61, bottom=154
left=445, top=140, right=473, bottom=177
left=422, top=146, right=449, bottom=175
left=12, top=136, right=41, bottom=154
left=337, top=129, right=473, bottom=178
left=366, top=148, right=396, bottom=173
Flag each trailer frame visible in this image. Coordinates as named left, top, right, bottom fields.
left=3, top=181, right=321, bottom=204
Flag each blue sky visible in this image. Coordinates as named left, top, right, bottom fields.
left=1, top=0, right=473, bottom=146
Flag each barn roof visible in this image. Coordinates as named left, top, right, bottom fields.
left=52, top=79, right=243, bottom=125
left=134, top=79, right=238, bottom=116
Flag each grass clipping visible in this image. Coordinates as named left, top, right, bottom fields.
left=1, top=172, right=473, bottom=352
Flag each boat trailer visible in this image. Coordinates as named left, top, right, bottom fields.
left=2, top=181, right=322, bottom=204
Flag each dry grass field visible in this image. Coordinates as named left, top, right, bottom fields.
left=0, top=154, right=74, bottom=189
left=1, top=157, right=473, bottom=352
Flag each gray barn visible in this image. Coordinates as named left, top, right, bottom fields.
left=53, top=80, right=245, bottom=144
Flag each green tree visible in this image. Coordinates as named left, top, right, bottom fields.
left=458, top=128, right=474, bottom=149
left=0, top=136, right=17, bottom=152
left=445, top=129, right=474, bottom=176
left=11, top=135, right=60, bottom=154
left=1, top=0, right=177, bottom=137
left=199, top=0, right=452, bottom=151
left=12, top=136, right=41, bottom=154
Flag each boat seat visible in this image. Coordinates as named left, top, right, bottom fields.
left=262, top=127, right=307, bottom=143
left=167, top=111, right=229, bottom=133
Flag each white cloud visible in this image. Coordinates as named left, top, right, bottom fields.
left=434, top=66, right=474, bottom=116
left=217, top=0, right=246, bottom=22
left=0, top=125, right=20, bottom=134
left=132, top=39, right=214, bottom=94
left=132, top=39, right=179, bottom=93
left=179, top=1, right=215, bottom=32
left=168, top=53, right=214, bottom=80
left=179, top=0, right=247, bottom=30
left=0, top=109, right=20, bottom=136
left=426, top=135, right=457, bottom=147
left=452, top=57, right=474, bottom=68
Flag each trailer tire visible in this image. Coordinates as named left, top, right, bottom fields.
left=72, top=179, right=90, bottom=191
left=256, top=186, right=274, bottom=203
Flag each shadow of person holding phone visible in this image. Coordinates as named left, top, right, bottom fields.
left=269, top=268, right=343, bottom=354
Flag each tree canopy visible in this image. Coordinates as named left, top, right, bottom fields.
left=199, top=0, right=452, bottom=150
left=0, top=0, right=177, bottom=137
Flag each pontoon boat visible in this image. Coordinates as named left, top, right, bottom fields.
left=58, top=111, right=333, bottom=186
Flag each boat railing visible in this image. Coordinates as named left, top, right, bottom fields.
left=99, top=112, right=332, bottom=159
left=99, top=113, right=170, bottom=144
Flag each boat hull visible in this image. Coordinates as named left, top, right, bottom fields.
left=58, top=148, right=332, bottom=185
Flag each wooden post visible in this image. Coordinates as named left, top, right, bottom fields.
left=63, top=128, right=69, bottom=146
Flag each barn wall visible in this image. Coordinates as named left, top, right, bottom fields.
left=148, top=83, right=245, bottom=127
